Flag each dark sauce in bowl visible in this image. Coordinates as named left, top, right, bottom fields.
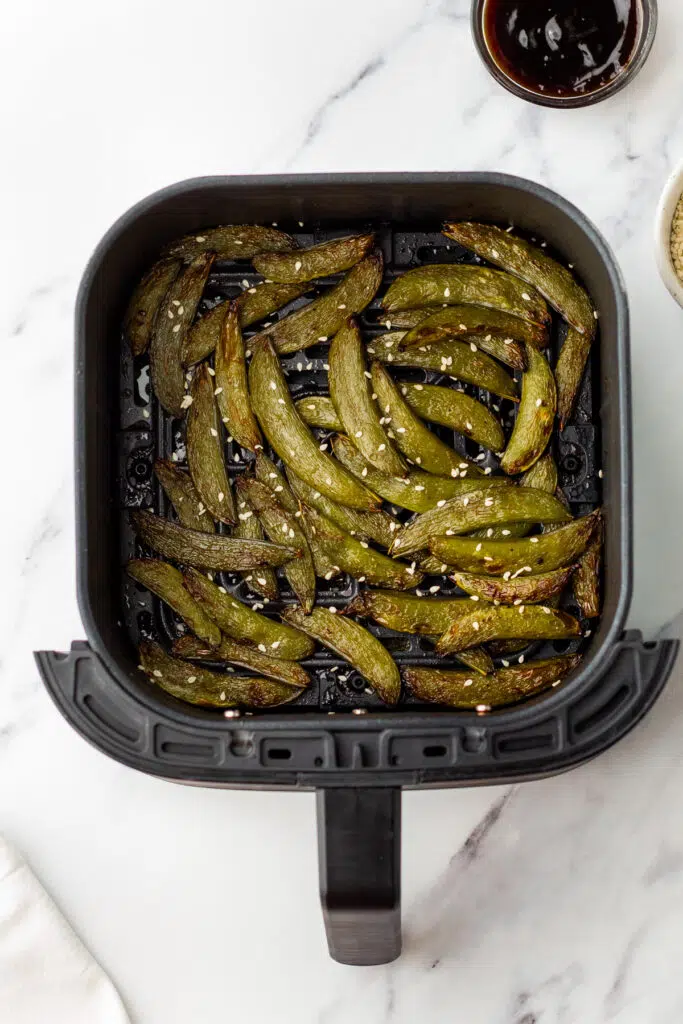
left=482, top=0, right=642, bottom=100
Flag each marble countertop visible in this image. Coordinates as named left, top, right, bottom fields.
left=3, top=1, right=683, bottom=1021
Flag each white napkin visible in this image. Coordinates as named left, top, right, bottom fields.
left=0, top=838, right=130, bottom=1024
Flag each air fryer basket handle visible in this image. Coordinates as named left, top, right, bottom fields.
left=316, top=787, right=401, bottom=966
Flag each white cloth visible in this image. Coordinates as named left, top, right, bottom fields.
left=0, top=838, right=130, bottom=1024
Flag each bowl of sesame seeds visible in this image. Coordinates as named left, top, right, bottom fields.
left=655, top=161, right=683, bottom=308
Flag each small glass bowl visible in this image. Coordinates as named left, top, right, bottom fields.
left=471, top=0, right=658, bottom=109
left=655, top=159, right=683, bottom=309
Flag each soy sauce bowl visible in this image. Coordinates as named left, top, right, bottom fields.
left=471, top=0, right=658, bottom=109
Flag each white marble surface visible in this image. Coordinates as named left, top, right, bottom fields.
left=3, top=1, right=683, bottom=1021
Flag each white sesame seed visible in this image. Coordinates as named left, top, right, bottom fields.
left=464, top=679, right=473, bottom=687
left=329, top=607, right=337, bottom=614
left=258, top=644, right=267, bottom=652
left=355, top=430, right=363, bottom=438
left=466, top=421, right=473, bottom=431
left=503, top=571, right=511, bottom=580
left=214, top=387, right=223, bottom=395
left=277, top=397, right=285, bottom=405
left=518, top=655, right=525, bottom=664
left=463, top=497, right=470, bottom=506
left=470, top=342, right=477, bottom=352
left=269, top=380, right=277, bottom=390
left=338, top=304, right=347, bottom=310
left=414, top=485, right=425, bottom=492
left=180, top=394, right=193, bottom=409
left=502, top=659, right=510, bottom=667
left=444, top=287, right=451, bottom=298
left=210, top=427, right=218, bottom=437
left=599, top=469, right=603, bottom=478
left=484, top=497, right=494, bottom=507
left=530, top=537, right=539, bottom=544
left=295, top=261, right=303, bottom=271
left=472, top=621, right=480, bottom=631
left=429, top=585, right=440, bottom=594
left=361, top=468, right=368, bottom=477
left=522, top=292, right=531, bottom=301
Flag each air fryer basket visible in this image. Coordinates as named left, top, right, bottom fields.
left=36, top=174, right=678, bottom=965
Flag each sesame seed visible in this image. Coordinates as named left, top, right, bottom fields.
left=503, top=571, right=511, bottom=580
left=295, top=261, right=303, bottom=271
left=464, top=679, right=473, bottom=687
left=470, top=342, right=477, bottom=352
left=414, top=485, right=425, bottom=492
left=530, top=537, right=539, bottom=544
left=269, top=381, right=277, bottom=390
left=472, top=621, right=480, bottom=631
left=518, top=655, right=525, bottom=664
left=329, top=607, right=337, bottom=614
left=378, top=443, right=386, bottom=451
left=258, top=644, right=267, bottom=652
left=484, top=498, right=494, bottom=507
left=364, top=370, right=372, bottom=379
left=180, top=395, right=193, bottom=409
left=522, top=292, right=531, bottom=301
left=466, top=421, right=473, bottom=431
left=429, top=585, right=440, bottom=594
left=451, top=468, right=460, bottom=478
left=167, top=309, right=174, bottom=319
left=542, top=606, right=552, bottom=614
left=444, top=287, right=451, bottom=298
left=274, top=485, right=283, bottom=492
left=463, top=497, right=469, bottom=506
left=535, top=398, right=543, bottom=408
left=504, top=338, right=513, bottom=345
left=210, top=427, right=218, bottom=437
left=355, top=430, right=363, bottom=438
left=338, top=303, right=347, bottom=310
left=437, top=499, right=447, bottom=509
left=360, top=541, right=369, bottom=549
left=171, top=323, right=181, bottom=333
left=459, top=464, right=469, bottom=470
left=214, top=387, right=223, bottom=395
left=153, top=669, right=163, bottom=678
left=361, top=468, right=368, bottom=477
left=599, top=469, right=603, bottom=478
left=415, top=457, right=422, bottom=465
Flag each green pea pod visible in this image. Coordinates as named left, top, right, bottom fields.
left=150, top=252, right=215, bottom=417
left=404, top=655, right=581, bottom=709
left=252, top=251, right=384, bottom=355
left=295, top=395, right=343, bottom=432
left=139, top=641, right=301, bottom=709
left=301, top=505, right=423, bottom=590
left=453, top=648, right=495, bottom=676
left=429, top=509, right=601, bottom=576
left=381, top=264, right=550, bottom=327
left=164, top=224, right=296, bottom=261
left=401, top=383, right=505, bottom=453
left=451, top=565, right=576, bottom=605
left=213, top=301, right=263, bottom=452
left=400, top=303, right=548, bottom=352
left=419, top=555, right=452, bottom=575
left=500, top=346, right=556, bottom=476
left=368, top=335, right=519, bottom=402
left=187, top=364, right=235, bottom=525
left=391, top=487, right=571, bottom=557
left=254, top=451, right=298, bottom=512
left=124, top=258, right=181, bottom=356
left=470, top=452, right=560, bottom=541
left=233, top=492, right=279, bottom=601
left=183, top=282, right=313, bottom=367
left=573, top=515, right=602, bottom=618
left=442, top=222, right=596, bottom=337
left=556, top=327, right=594, bottom=428
left=282, top=607, right=401, bottom=705
left=401, top=317, right=527, bottom=371
left=371, top=362, right=478, bottom=478
left=330, top=319, right=406, bottom=475
left=236, top=477, right=316, bottom=613
left=154, top=459, right=214, bottom=533
left=435, top=605, right=581, bottom=655
left=348, top=589, right=474, bottom=636
left=248, top=337, right=378, bottom=510
left=253, top=233, right=375, bottom=283
left=171, top=635, right=310, bottom=689
left=286, top=467, right=401, bottom=549
left=183, top=568, right=314, bottom=659
left=131, top=510, right=298, bottom=571
left=379, top=308, right=443, bottom=329
left=127, top=559, right=221, bottom=647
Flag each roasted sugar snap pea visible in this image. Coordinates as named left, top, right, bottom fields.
left=236, top=477, right=316, bottom=613
left=286, top=468, right=401, bottom=549
left=154, top=459, right=214, bottom=534
left=451, top=566, right=576, bottom=605
left=573, top=515, right=602, bottom=618
left=453, top=647, right=495, bottom=676
left=404, top=655, right=581, bottom=709
left=183, top=282, right=313, bottom=367
left=150, top=252, right=214, bottom=417
left=131, top=510, right=298, bottom=571
left=183, top=568, right=313, bottom=659
left=249, top=337, right=378, bottom=509
left=556, top=327, right=594, bottom=428
left=295, top=395, right=343, bottom=431
left=391, top=487, right=571, bottom=557
left=139, top=642, right=301, bottom=709
left=401, top=383, right=505, bottom=453
left=471, top=453, right=560, bottom=541
left=500, top=346, right=556, bottom=476
left=400, top=304, right=548, bottom=352
left=282, top=606, right=401, bottom=705
left=400, top=315, right=528, bottom=371
left=301, top=505, right=423, bottom=590
left=171, top=635, right=311, bottom=689
left=254, top=451, right=298, bottom=513
left=214, top=301, right=263, bottom=453
left=381, top=264, right=550, bottom=327
left=369, top=335, right=519, bottom=401
left=127, top=559, right=221, bottom=647
left=435, top=605, right=581, bottom=655
left=187, top=364, right=235, bottom=525
left=330, top=319, right=406, bottom=475
left=253, top=251, right=384, bottom=355
left=371, top=362, right=478, bottom=478
left=429, top=509, right=600, bottom=575
left=124, top=258, right=181, bottom=357
left=443, top=222, right=595, bottom=337
left=233, top=501, right=279, bottom=601
left=253, top=233, right=375, bottom=283
left=164, top=224, right=296, bottom=261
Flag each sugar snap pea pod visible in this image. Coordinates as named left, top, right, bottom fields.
left=443, top=222, right=595, bottom=337
left=330, top=320, right=406, bottom=475
left=127, top=559, right=221, bottom=647
left=377, top=308, right=441, bottom=329
left=171, top=635, right=310, bottom=689
left=282, top=607, right=401, bottom=705
left=451, top=566, right=576, bottom=605
left=295, top=395, right=343, bottom=432
left=214, top=302, right=263, bottom=453
left=233, top=492, right=279, bottom=601
left=401, top=383, right=505, bottom=453
left=253, top=233, right=375, bottom=283
left=381, top=264, right=550, bottom=327
left=254, top=451, right=298, bottom=513
left=131, top=510, right=298, bottom=571
left=469, top=452, right=560, bottom=541
left=419, top=554, right=452, bottom=574
left=150, top=252, right=215, bottom=417
left=164, top=224, right=296, bottom=261
left=187, top=364, right=235, bottom=525
left=154, top=459, right=214, bottom=533
left=400, top=303, right=548, bottom=351
left=286, top=467, right=401, bottom=549
left=183, top=282, right=313, bottom=367
left=404, top=655, right=581, bottom=709
left=139, top=642, right=301, bottom=709
left=453, top=648, right=495, bottom=676
left=249, top=337, right=378, bottom=509
left=500, top=346, right=556, bottom=476
left=556, top=327, right=594, bottom=428
left=371, top=362, right=476, bottom=478
left=435, top=605, right=581, bottom=655
left=252, top=251, right=384, bottom=355
left=183, top=568, right=313, bottom=659
left=391, top=487, right=571, bottom=557
left=236, top=477, right=316, bottom=613
left=400, top=315, right=528, bottom=372
left=573, top=515, right=602, bottom=618
left=429, top=509, right=601, bottom=575
left=124, top=258, right=181, bottom=356
left=369, top=335, right=519, bottom=402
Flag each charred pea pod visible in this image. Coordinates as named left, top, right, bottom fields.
left=573, top=515, right=603, bottom=618
left=171, top=635, right=311, bottom=689
left=164, top=224, right=297, bottom=261
left=500, top=346, right=556, bottom=476
left=435, top=605, right=581, bottom=655
left=282, top=606, right=401, bottom=705
left=253, top=233, right=375, bottom=283
left=124, top=258, right=181, bottom=357
left=295, top=395, right=342, bottom=432
left=187, top=364, right=236, bottom=525
left=404, top=655, right=581, bottom=709
left=451, top=565, right=576, bottom=605
left=401, top=382, right=505, bottom=453
left=400, top=303, right=548, bottom=352
left=254, top=450, right=298, bottom=512
left=286, top=468, right=401, bottom=549
left=470, top=453, right=560, bottom=541
left=402, top=320, right=527, bottom=372
left=233, top=493, right=279, bottom=602
left=213, top=301, right=263, bottom=453
left=127, top=559, right=221, bottom=647
left=556, top=327, right=594, bottom=428
left=154, top=459, right=215, bottom=533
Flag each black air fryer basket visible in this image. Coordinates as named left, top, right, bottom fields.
left=36, top=173, right=679, bottom=965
